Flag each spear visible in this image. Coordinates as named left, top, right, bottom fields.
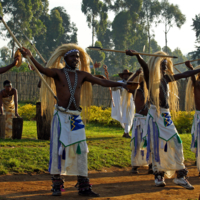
left=174, top=58, right=200, bottom=66
left=22, top=32, right=46, bottom=64
left=0, top=15, right=57, bottom=101
left=88, top=46, right=178, bottom=59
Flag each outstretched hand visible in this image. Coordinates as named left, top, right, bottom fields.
left=20, top=47, right=32, bottom=58
left=126, top=49, right=137, bottom=56
left=185, top=61, right=193, bottom=70
left=12, top=56, right=20, bottom=67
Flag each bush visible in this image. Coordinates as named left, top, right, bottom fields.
left=88, top=106, right=120, bottom=126
left=18, top=104, right=36, bottom=120
left=173, top=111, right=195, bottom=134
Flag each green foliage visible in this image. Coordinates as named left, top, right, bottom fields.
left=0, top=46, right=11, bottom=65
left=1, top=0, right=47, bottom=56
left=173, top=111, right=195, bottom=134
left=140, top=0, right=162, bottom=53
left=88, top=106, right=120, bottom=126
left=18, top=104, right=36, bottom=120
left=87, top=41, right=105, bottom=63
left=190, top=14, right=200, bottom=65
left=34, top=6, right=78, bottom=62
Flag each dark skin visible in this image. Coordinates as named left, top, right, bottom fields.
left=0, top=86, right=19, bottom=117
left=126, top=50, right=200, bottom=108
left=21, top=48, right=128, bottom=110
left=185, top=61, right=200, bottom=110
left=128, top=68, right=148, bottom=115
left=0, top=57, right=19, bottom=116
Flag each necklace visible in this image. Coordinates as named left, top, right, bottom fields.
left=63, top=68, right=81, bottom=112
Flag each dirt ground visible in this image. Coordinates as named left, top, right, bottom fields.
left=0, top=163, right=200, bottom=200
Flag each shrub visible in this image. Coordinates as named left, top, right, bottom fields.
left=18, top=104, right=36, bottom=120
left=173, top=111, right=195, bottom=134
left=88, top=106, right=120, bottom=126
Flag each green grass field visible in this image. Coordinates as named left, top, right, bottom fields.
left=0, top=121, right=195, bottom=175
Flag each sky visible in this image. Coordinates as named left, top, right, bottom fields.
left=0, top=0, right=200, bottom=55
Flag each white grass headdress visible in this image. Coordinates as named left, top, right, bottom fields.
left=148, top=51, right=179, bottom=118
left=40, top=43, right=92, bottom=123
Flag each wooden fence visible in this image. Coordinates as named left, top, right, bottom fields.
left=0, top=72, right=186, bottom=110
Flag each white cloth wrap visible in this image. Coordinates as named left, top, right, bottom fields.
left=131, top=114, right=148, bottom=167
left=145, top=105, right=185, bottom=178
left=111, top=80, right=135, bottom=132
left=191, top=110, right=200, bottom=171
left=49, top=107, right=88, bottom=176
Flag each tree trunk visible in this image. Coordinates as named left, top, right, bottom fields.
left=0, top=115, right=6, bottom=139
left=165, top=23, right=168, bottom=53
left=12, top=118, right=23, bottom=139
left=36, top=102, right=50, bottom=140
left=92, top=14, right=95, bottom=46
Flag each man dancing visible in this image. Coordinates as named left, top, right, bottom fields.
left=21, top=44, right=128, bottom=197
left=185, top=61, right=200, bottom=176
left=111, top=69, right=135, bottom=138
left=126, top=50, right=200, bottom=190
left=127, top=68, right=152, bottom=174
left=0, top=80, right=19, bottom=138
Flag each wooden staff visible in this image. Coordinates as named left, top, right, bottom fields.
left=174, top=58, right=200, bottom=66
left=88, top=46, right=178, bottom=59
left=23, top=32, right=47, bottom=64
left=103, top=65, right=115, bottom=107
left=0, top=16, right=57, bottom=100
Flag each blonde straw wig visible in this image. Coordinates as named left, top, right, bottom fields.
left=185, top=65, right=200, bottom=111
left=148, top=51, right=179, bottom=117
left=40, top=43, right=92, bottom=123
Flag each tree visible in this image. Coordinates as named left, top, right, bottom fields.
left=160, top=0, right=186, bottom=53
left=150, top=38, right=161, bottom=52
left=0, top=46, right=12, bottom=65
left=81, top=0, right=108, bottom=46
left=190, top=14, right=200, bottom=64
left=1, top=0, right=48, bottom=57
left=172, top=48, right=188, bottom=72
left=140, top=0, right=161, bottom=53
left=34, top=7, right=78, bottom=62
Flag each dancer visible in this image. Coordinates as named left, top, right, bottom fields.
left=21, top=44, right=128, bottom=197
left=185, top=61, right=200, bottom=176
left=127, top=68, right=152, bottom=174
left=111, top=69, right=135, bottom=138
left=126, top=49, right=200, bottom=190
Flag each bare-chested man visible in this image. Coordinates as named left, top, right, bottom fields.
left=185, top=61, right=200, bottom=176
left=0, top=58, right=19, bottom=138
left=21, top=44, right=128, bottom=197
left=127, top=68, right=152, bottom=174
left=126, top=50, right=200, bottom=190
left=0, top=80, right=19, bottom=138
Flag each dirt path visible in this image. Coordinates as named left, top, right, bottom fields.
left=0, top=163, right=200, bottom=200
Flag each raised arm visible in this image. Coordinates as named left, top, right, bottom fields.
left=167, top=68, right=200, bottom=82
left=0, top=57, right=18, bottom=74
left=13, top=89, right=19, bottom=117
left=126, top=50, right=149, bottom=86
left=20, top=47, right=57, bottom=78
left=84, top=72, right=127, bottom=89
left=185, top=61, right=196, bottom=85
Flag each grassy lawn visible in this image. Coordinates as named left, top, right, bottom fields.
left=0, top=121, right=195, bottom=174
